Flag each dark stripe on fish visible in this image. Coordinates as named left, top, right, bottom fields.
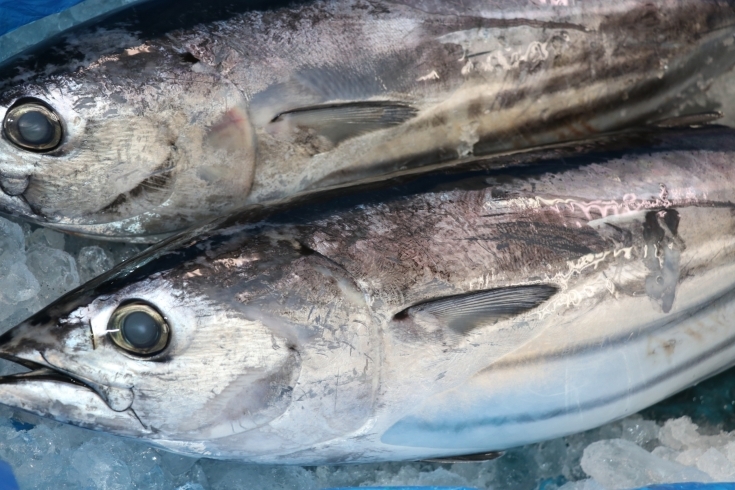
left=486, top=253, right=735, bottom=372
left=390, top=285, right=735, bottom=435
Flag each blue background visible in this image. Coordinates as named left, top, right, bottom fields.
left=0, top=0, right=87, bottom=36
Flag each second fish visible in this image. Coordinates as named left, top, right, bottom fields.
left=1, top=0, right=735, bottom=240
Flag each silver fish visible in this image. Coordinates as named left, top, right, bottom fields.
left=0, top=128, right=734, bottom=463
left=2, top=0, right=735, bottom=241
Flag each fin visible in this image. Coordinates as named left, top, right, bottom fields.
left=394, top=285, right=558, bottom=334
left=651, top=111, right=722, bottom=128
left=269, top=101, right=418, bottom=146
left=642, top=210, right=682, bottom=314
left=423, top=451, right=504, bottom=463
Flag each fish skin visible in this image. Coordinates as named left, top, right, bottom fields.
left=2, top=127, right=735, bottom=463
left=2, top=0, right=735, bottom=241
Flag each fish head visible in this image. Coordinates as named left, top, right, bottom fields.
left=0, top=231, right=377, bottom=458
left=0, top=42, right=256, bottom=240
left=0, top=246, right=303, bottom=453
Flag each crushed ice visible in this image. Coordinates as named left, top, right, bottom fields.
left=0, top=214, right=733, bottom=489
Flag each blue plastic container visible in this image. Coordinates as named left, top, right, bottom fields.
left=326, top=487, right=480, bottom=490
left=632, top=484, right=735, bottom=490
left=0, top=0, right=86, bottom=36
left=0, top=460, right=19, bottom=490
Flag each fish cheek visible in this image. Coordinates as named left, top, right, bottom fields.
left=138, top=104, right=257, bottom=226
left=185, top=347, right=302, bottom=439
left=124, top=310, right=302, bottom=439
left=22, top=116, right=176, bottom=221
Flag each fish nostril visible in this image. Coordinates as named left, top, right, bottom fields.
left=0, top=330, right=14, bottom=345
left=0, top=175, right=29, bottom=196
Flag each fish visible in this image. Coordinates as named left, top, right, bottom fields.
left=0, top=126, right=734, bottom=463
left=2, top=0, right=735, bottom=241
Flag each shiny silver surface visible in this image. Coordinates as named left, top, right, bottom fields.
left=0, top=129, right=734, bottom=463
left=2, top=0, right=735, bottom=240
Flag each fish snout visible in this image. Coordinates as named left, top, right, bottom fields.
left=0, top=314, right=90, bottom=388
left=0, top=316, right=149, bottom=435
left=0, top=314, right=138, bottom=420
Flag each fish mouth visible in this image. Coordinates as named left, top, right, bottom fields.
left=0, top=352, right=151, bottom=436
left=0, top=188, right=39, bottom=221
left=0, top=353, right=87, bottom=389
left=0, top=346, right=135, bottom=411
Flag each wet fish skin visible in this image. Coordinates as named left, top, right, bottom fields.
left=2, top=128, right=735, bottom=463
left=2, top=0, right=735, bottom=240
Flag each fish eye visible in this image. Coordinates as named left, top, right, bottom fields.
left=108, top=302, right=169, bottom=356
left=2, top=100, right=63, bottom=152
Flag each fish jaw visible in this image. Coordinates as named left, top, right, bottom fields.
left=0, top=378, right=148, bottom=437
left=0, top=317, right=150, bottom=437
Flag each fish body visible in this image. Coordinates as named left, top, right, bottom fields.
left=2, top=0, right=735, bottom=240
left=0, top=128, right=735, bottom=463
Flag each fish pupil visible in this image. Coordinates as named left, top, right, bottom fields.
left=17, top=111, right=52, bottom=145
left=122, top=311, right=160, bottom=349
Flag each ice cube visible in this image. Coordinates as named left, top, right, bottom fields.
left=581, top=439, right=712, bottom=489
left=176, top=484, right=207, bottom=490
left=692, top=447, right=735, bottom=481
left=26, top=228, right=65, bottom=251
left=620, top=416, right=661, bottom=448
left=659, top=417, right=705, bottom=451
left=69, top=438, right=134, bottom=489
left=77, top=245, right=114, bottom=282
left=25, top=245, right=80, bottom=305
left=0, top=258, right=39, bottom=305
left=0, top=218, right=24, bottom=257
left=559, top=479, right=608, bottom=490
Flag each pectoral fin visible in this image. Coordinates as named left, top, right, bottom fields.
left=395, top=285, right=558, bottom=334
left=423, top=451, right=504, bottom=463
left=269, top=101, right=418, bottom=147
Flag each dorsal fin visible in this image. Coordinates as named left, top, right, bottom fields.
left=395, top=285, right=558, bottom=334
left=269, top=101, right=418, bottom=146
